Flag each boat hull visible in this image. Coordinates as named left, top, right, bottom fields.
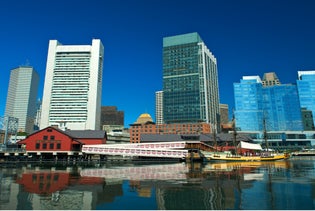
left=203, top=152, right=290, bottom=162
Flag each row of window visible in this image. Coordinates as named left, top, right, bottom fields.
left=35, top=142, right=61, bottom=150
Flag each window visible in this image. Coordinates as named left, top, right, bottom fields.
left=43, top=136, right=48, bottom=140
left=50, top=143, right=54, bottom=149
left=43, top=143, right=47, bottom=149
left=36, top=143, right=40, bottom=149
left=50, top=136, right=55, bottom=140
left=57, top=143, right=61, bottom=149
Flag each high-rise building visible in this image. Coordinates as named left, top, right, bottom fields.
left=4, top=66, right=39, bottom=133
left=297, top=71, right=315, bottom=127
left=219, top=104, right=229, bottom=124
left=101, top=106, right=124, bottom=126
left=162, top=32, right=220, bottom=129
left=155, top=91, right=163, bottom=125
left=234, top=75, right=303, bottom=131
left=262, top=72, right=281, bottom=87
left=234, top=76, right=263, bottom=131
left=40, top=39, right=104, bottom=130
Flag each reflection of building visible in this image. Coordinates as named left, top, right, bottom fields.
left=297, top=71, right=315, bottom=128
left=12, top=167, right=105, bottom=210
left=81, top=163, right=189, bottom=181
left=40, top=39, right=104, bottom=130
left=15, top=170, right=71, bottom=194
left=301, top=108, right=315, bottom=131
left=4, top=66, right=39, bottom=134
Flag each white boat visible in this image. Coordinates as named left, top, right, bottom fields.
left=291, top=148, right=315, bottom=156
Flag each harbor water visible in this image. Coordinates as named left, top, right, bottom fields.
left=0, top=156, right=314, bottom=210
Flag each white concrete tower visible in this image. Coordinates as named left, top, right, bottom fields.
left=40, top=39, right=104, bottom=130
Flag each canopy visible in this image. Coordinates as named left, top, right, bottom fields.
left=238, top=141, right=262, bottom=150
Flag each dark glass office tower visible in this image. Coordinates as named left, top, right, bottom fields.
left=162, top=32, right=220, bottom=128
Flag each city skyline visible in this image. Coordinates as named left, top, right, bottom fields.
left=1, top=0, right=315, bottom=128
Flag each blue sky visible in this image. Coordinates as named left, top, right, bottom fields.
left=1, top=0, right=315, bottom=128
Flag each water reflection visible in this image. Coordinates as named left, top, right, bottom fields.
left=0, top=158, right=314, bottom=210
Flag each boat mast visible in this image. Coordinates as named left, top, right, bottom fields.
left=232, top=110, right=238, bottom=155
left=263, top=118, right=269, bottom=152
left=212, top=123, right=217, bottom=151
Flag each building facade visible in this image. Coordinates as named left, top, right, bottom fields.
left=234, top=75, right=303, bottom=131
left=234, top=76, right=263, bottom=131
left=129, top=113, right=211, bottom=143
left=40, top=39, right=104, bottom=130
left=262, top=72, right=281, bottom=87
left=101, top=106, right=124, bottom=126
left=4, top=66, right=39, bottom=134
left=18, top=126, right=106, bottom=159
left=155, top=91, right=163, bottom=125
left=219, top=104, right=229, bottom=124
left=301, top=108, right=315, bottom=131
left=162, top=32, right=220, bottom=129
left=297, top=71, right=315, bottom=127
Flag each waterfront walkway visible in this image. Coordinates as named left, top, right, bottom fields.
left=0, top=141, right=216, bottom=161
left=82, top=141, right=216, bottom=160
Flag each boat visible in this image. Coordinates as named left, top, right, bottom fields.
left=203, top=115, right=290, bottom=162
left=203, top=141, right=290, bottom=162
left=291, top=148, right=315, bottom=156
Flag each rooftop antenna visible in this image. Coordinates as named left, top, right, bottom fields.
left=232, top=109, right=238, bottom=155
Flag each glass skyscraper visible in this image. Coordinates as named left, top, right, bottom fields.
left=234, top=75, right=303, bottom=131
left=5, top=66, right=39, bottom=134
left=297, top=71, right=315, bottom=127
left=40, top=39, right=104, bottom=130
left=234, top=76, right=264, bottom=131
left=162, top=32, right=220, bottom=128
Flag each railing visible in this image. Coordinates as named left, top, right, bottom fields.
left=82, top=142, right=189, bottom=159
left=0, top=147, right=26, bottom=153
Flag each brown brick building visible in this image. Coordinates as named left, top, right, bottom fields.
left=101, top=106, right=124, bottom=129
left=129, top=113, right=211, bottom=143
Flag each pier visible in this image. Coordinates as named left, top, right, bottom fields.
left=0, top=141, right=217, bottom=163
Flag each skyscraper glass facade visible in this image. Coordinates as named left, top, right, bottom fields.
left=234, top=76, right=264, bottom=131
left=297, top=71, right=315, bottom=127
left=263, top=84, right=303, bottom=131
left=162, top=32, right=220, bottom=127
left=234, top=76, right=303, bottom=131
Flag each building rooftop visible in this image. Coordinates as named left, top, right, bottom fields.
left=64, top=130, right=106, bottom=139
left=134, top=113, right=154, bottom=124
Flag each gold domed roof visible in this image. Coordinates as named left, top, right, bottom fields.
left=135, top=113, right=153, bottom=124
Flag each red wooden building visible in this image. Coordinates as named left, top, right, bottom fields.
left=18, top=126, right=107, bottom=159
